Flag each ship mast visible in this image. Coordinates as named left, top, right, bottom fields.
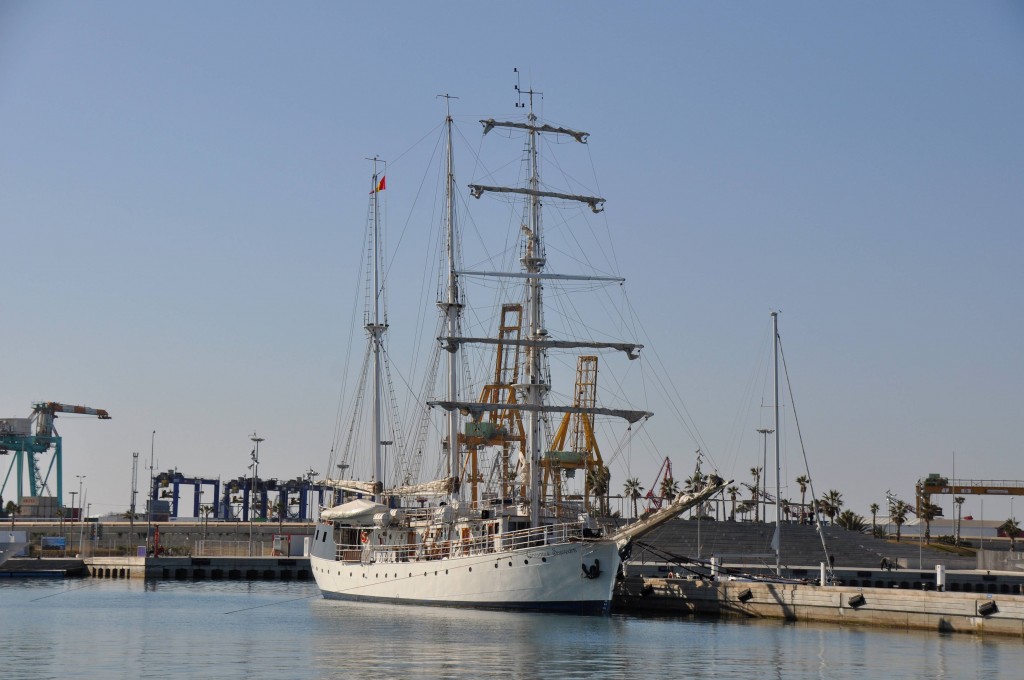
left=469, top=90, right=609, bottom=527
left=439, top=95, right=462, bottom=500
left=368, top=159, right=386, bottom=503
left=523, top=96, right=545, bottom=526
left=773, top=310, right=782, bottom=576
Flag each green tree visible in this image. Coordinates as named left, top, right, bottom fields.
left=659, top=476, right=679, bottom=502
left=821, top=489, right=844, bottom=524
left=727, top=486, right=740, bottom=521
left=5, top=501, right=20, bottom=529
left=796, top=475, right=810, bottom=522
left=623, top=477, right=644, bottom=519
left=890, top=500, right=909, bottom=543
left=1000, top=517, right=1021, bottom=551
left=837, top=509, right=866, bottom=533
left=918, top=501, right=942, bottom=545
left=869, top=503, right=880, bottom=534
left=587, top=465, right=611, bottom=515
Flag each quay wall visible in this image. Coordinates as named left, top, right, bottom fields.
left=616, top=576, right=1024, bottom=637
left=85, top=556, right=311, bottom=581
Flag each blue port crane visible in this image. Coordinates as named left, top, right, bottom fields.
left=0, top=401, right=110, bottom=505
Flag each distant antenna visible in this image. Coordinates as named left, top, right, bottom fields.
left=436, top=93, right=459, bottom=117
left=513, top=67, right=541, bottom=112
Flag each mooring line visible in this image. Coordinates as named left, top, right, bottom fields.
left=29, top=580, right=101, bottom=602
left=223, top=593, right=320, bottom=615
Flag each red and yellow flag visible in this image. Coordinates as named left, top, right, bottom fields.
left=370, top=176, right=386, bottom=194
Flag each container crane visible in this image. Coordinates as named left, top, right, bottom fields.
left=0, top=401, right=110, bottom=506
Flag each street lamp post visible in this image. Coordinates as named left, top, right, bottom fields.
left=756, top=428, right=774, bottom=523
left=305, top=468, right=319, bottom=522
left=68, top=491, right=77, bottom=550
left=146, top=430, right=155, bottom=556
left=249, top=433, right=264, bottom=557
left=130, top=452, right=139, bottom=555
left=75, top=475, right=86, bottom=554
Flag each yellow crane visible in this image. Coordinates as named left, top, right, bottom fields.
left=543, top=355, right=604, bottom=516
left=459, top=303, right=526, bottom=507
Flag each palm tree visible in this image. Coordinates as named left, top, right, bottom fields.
left=5, top=501, right=19, bottom=530
left=837, top=510, right=866, bottom=533
left=918, top=501, right=941, bottom=545
left=821, top=489, right=843, bottom=524
left=623, top=477, right=644, bottom=519
left=588, top=465, right=611, bottom=515
left=869, top=503, right=879, bottom=535
left=750, top=467, right=762, bottom=522
left=1000, top=517, right=1021, bottom=551
left=659, top=476, right=679, bottom=502
left=890, top=500, right=909, bottom=542
left=953, top=496, right=966, bottom=547
left=727, top=486, right=740, bottom=521
left=200, top=504, right=214, bottom=545
left=796, top=475, right=810, bottom=522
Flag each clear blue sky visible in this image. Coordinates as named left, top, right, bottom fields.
left=2, top=2, right=1021, bottom=523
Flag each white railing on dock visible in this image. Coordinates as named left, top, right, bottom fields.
left=195, top=540, right=268, bottom=557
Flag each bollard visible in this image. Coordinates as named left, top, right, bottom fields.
left=936, top=564, right=946, bottom=592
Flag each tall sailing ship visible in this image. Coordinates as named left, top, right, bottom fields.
left=310, top=91, right=724, bottom=614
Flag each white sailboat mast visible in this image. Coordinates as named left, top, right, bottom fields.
left=368, top=163, right=386, bottom=503
left=772, top=310, right=781, bottom=575
left=440, top=99, right=462, bottom=499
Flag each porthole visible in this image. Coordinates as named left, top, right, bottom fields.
left=469, top=567, right=473, bottom=572
left=494, top=564, right=499, bottom=569
left=524, top=560, right=529, bottom=565
left=542, top=557, right=547, bottom=563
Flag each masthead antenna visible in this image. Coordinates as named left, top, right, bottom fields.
left=436, top=93, right=459, bottom=118
left=513, top=67, right=541, bottom=112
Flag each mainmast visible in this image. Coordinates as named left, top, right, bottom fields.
left=368, top=159, right=386, bottom=503
left=523, top=101, right=545, bottom=526
left=439, top=95, right=462, bottom=501
left=467, top=90, right=608, bottom=527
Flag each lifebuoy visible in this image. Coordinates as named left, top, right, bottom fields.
left=360, top=531, right=369, bottom=544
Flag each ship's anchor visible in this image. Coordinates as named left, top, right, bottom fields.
left=581, top=559, right=601, bottom=579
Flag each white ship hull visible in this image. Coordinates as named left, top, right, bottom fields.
left=310, top=523, right=620, bottom=615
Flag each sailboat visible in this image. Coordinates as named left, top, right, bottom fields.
left=309, top=93, right=726, bottom=614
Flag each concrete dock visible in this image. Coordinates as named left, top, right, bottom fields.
left=616, top=575, right=1024, bottom=637
left=2, top=556, right=310, bottom=581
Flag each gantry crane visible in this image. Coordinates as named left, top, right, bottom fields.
left=644, top=457, right=675, bottom=513
left=459, top=303, right=527, bottom=507
left=916, top=473, right=1024, bottom=512
left=0, top=401, right=110, bottom=505
left=543, top=355, right=604, bottom=515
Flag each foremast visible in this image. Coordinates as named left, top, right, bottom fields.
left=368, top=160, right=386, bottom=504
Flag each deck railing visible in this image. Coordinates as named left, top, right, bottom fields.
left=332, top=521, right=587, bottom=563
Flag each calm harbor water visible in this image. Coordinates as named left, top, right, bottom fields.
left=1, top=578, right=1022, bottom=679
